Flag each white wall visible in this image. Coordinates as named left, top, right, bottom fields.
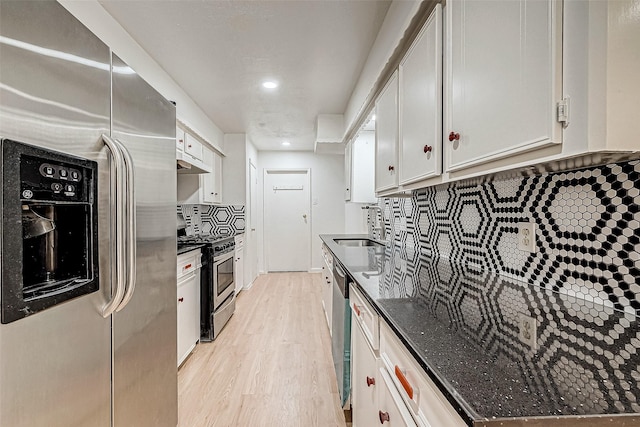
left=58, top=0, right=224, bottom=151
left=257, top=151, right=345, bottom=273
left=345, top=203, right=369, bottom=234
left=343, top=1, right=422, bottom=135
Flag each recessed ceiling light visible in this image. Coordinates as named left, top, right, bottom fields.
left=262, top=81, right=278, bottom=89
left=282, top=141, right=291, bottom=146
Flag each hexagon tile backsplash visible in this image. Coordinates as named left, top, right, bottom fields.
left=178, top=204, right=245, bottom=236
left=372, top=159, right=640, bottom=415
left=374, top=159, right=640, bottom=316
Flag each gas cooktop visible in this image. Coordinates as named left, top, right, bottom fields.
left=177, top=233, right=234, bottom=245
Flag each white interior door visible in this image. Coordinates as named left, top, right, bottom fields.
left=264, top=169, right=311, bottom=272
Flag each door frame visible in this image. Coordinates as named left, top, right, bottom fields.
left=263, top=168, right=312, bottom=272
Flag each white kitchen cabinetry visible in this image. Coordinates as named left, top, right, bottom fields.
left=344, top=142, right=352, bottom=201
left=184, top=132, right=204, bottom=161
left=375, top=71, right=399, bottom=193
left=351, top=131, right=377, bottom=203
left=378, top=368, right=419, bottom=427
left=351, top=285, right=381, bottom=427
left=176, top=126, right=185, bottom=152
left=201, top=146, right=222, bottom=204
left=177, top=145, right=223, bottom=205
left=177, top=250, right=201, bottom=367
left=234, top=234, right=245, bottom=294
left=399, top=5, right=442, bottom=186
left=321, top=245, right=333, bottom=332
left=445, top=0, right=563, bottom=173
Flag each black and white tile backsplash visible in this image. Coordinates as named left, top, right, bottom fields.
left=371, top=159, right=640, bottom=414
left=374, top=159, right=640, bottom=316
left=178, top=204, right=245, bottom=236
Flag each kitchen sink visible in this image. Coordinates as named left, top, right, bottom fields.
left=334, top=238, right=384, bottom=248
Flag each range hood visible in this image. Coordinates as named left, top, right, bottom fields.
left=176, top=150, right=212, bottom=174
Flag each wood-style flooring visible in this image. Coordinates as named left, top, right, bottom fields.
left=178, top=272, right=347, bottom=427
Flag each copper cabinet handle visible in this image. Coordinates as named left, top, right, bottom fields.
left=388, top=165, right=394, bottom=171
left=424, top=145, right=433, bottom=153
left=366, top=376, right=375, bottom=387
left=395, top=365, right=414, bottom=399
left=353, top=304, right=361, bottom=317
left=379, top=410, right=390, bottom=423
left=448, top=132, right=460, bottom=142
left=178, top=297, right=184, bottom=302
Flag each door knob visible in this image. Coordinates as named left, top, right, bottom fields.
left=303, top=214, right=307, bottom=219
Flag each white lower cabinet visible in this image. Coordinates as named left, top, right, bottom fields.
left=234, top=234, right=244, bottom=294
left=352, top=314, right=381, bottom=427
left=177, top=250, right=201, bottom=367
left=350, top=283, right=466, bottom=427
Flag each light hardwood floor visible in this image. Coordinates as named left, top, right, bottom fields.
left=178, top=272, right=347, bottom=427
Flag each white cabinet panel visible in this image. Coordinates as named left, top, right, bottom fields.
left=351, top=319, right=380, bottom=427
left=177, top=271, right=199, bottom=367
left=351, top=131, right=377, bottom=203
left=375, top=72, right=399, bottom=193
left=345, top=142, right=352, bottom=201
left=234, top=238, right=244, bottom=294
left=445, top=0, right=562, bottom=172
left=400, top=4, right=442, bottom=185
left=184, top=132, right=203, bottom=161
left=176, top=126, right=185, bottom=152
left=200, top=146, right=223, bottom=205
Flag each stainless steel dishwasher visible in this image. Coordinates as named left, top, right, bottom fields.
left=331, top=261, right=352, bottom=409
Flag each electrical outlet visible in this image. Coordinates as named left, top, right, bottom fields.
left=518, top=313, right=537, bottom=349
left=517, top=221, right=536, bottom=253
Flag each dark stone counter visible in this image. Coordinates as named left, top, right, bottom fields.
left=320, top=234, right=640, bottom=426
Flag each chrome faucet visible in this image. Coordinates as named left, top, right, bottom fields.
left=366, top=205, right=386, bottom=242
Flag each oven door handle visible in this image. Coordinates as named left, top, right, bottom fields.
left=114, top=138, right=137, bottom=312
left=101, top=134, right=127, bottom=317
left=214, top=251, right=234, bottom=264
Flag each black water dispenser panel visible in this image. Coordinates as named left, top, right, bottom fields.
left=1, top=139, right=99, bottom=324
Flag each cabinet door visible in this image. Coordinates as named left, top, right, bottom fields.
left=400, top=5, right=442, bottom=185
left=446, top=0, right=562, bottom=172
left=351, top=131, right=376, bottom=203
left=352, top=319, right=379, bottom=427
left=201, top=147, right=216, bottom=204
left=322, top=258, right=333, bottom=332
left=344, top=142, right=352, bottom=201
left=176, top=126, right=185, bottom=152
left=375, top=72, right=399, bottom=192
left=212, top=151, right=223, bottom=204
left=234, top=247, right=244, bottom=294
left=184, top=132, right=203, bottom=160
left=177, top=272, right=199, bottom=366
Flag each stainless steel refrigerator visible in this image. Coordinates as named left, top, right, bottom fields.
left=0, top=1, right=178, bottom=426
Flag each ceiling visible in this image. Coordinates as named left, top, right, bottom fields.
left=99, top=0, right=391, bottom=151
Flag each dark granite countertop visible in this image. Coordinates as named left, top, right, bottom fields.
left=177, top=243, right=205, bottom=255
left=320, top=234, right=640, bottom=426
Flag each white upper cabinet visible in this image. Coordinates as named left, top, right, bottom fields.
left=375, top=71, right=399, bottom=193
left=201, top=146, right=222, bottom=205
left=445, top=0, right=563, bottom=173
left=399, top=4, right=442, bottom=186
left=344, top=141, right=352, bottom=201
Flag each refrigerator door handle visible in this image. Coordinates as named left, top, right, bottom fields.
left=101, top=133, right=128, bottom=317
left=114, top=138, right=137, bottom=312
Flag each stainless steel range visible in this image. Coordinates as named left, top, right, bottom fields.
left=178, top=234, right=236, bottom=341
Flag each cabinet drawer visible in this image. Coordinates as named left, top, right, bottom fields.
left=177, top=249, right=200, bottom=279
left=184, top=133, right=203, bottom=160
left=350, top=284, right=379, bottom=351
left=379, top=366, right=418, bottom=427
left=380, top=322, right=466, bottom=427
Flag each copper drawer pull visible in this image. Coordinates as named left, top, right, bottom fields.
left=367, top=376, right=375, bottom=387
left=395, top=365, right=414, bottom=399
left=379, top=410, right=390, bottom=423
